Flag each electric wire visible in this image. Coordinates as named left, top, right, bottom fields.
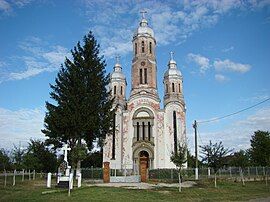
left=197, top=97, right=270, bottom=124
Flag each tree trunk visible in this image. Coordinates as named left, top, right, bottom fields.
left=178, top=171, right=182, bottom=192
left=214, top=173, right=217, bottom=188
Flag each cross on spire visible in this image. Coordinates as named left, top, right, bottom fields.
left=170, top=51, right=174, bottom=60
left=115, top=55, right=120, bottom=64
left=140, top=10, right=147, bottom=19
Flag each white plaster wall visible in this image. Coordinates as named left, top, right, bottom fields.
left=164, top=102, right=186, bottom=168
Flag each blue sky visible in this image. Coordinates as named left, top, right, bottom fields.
left=0, top=0, right=270, bottom=153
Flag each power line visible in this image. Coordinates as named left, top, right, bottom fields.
left=197, top=97, right=270, bottom=124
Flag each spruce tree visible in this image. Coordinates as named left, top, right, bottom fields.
left=42, top=31, right=114, bottom=169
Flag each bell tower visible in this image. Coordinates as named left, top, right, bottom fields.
left=130, top=11, right=159, bottom=100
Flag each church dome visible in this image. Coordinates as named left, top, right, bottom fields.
left=164, top=52, right=182, bottom=78
left=133, top=17, right=154, bottom=38
left=111, top=60, right=126, bottom=80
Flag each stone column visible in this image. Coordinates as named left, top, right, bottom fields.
left=139, top=123, right=143, bottom=140
left=140, top=157, right=148, bottom=182
left=103, top=162, right=110, bottom=183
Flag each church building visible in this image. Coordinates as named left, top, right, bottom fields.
left=103, top=14, right=186, bottom=170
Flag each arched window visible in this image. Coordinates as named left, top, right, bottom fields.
left=144, top=68, right=147, bottom=84
left=166, top=84, right=168, bottom=93
left=121, top=86, right=123, bottom=95
left=141, top=41, right=145, bottom=53
left=173, top=111, right=177, bottom=154
left=149, top=42, right=152, bottom=54
left=136, top=122, right=139, bottom=141
left=113, top=86, right=116, bottom=95
left=142, top=122, right=145, bottom=140
left=112, top=113, right=116, bottom=159
left=179, top=83, right=181, bottom=93
left=135, top=43, right=137, bottom=55
left=139, top=69, right=143, bottom=84
left=172, top=83, right=175, bottom=92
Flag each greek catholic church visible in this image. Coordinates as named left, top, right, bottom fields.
left=103, top=14, right=186, bottom=169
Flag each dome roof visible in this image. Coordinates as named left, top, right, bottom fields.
left=164, top=52, right=182, bottom=78
left=111, top=61, right=126, bottom=80
left=133, top=18, right=154, bottom=38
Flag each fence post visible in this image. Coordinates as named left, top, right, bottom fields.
left=77, top=173, right=82, bottom=188
left=22, top=169, right=24, bottom=182
left=13, top=170, right=16, bottom=186
left=91, top=166, right=94, bottom=181
left=103, top=162, right=110, bottom=183
left=4, top=170, right=7, bottom=187
left=208, top=167, right=211, bottom=178
left=47, top=172, right=51, bottom=188
left=195, top=168, right=199, bottom=180
left=248, top=167, right=250, bottom=179
left=256, top=166, right=258, bottom=180
left=33, top=170, right=35, bottom=180
left=29, top=170, right=31, bottom=180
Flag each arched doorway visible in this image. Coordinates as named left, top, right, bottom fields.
left=139, top=150, right=149, bottom=169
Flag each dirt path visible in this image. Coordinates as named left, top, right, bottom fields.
left=86, top=181, right=197, bottom=189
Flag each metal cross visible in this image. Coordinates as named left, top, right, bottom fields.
left=115, top=55, right=120, bottom=64
left=62, top=144, right=71, bottom=163
left=140, top=10, right=147, bottom=19
left=170, top=51, right=174, bottom=60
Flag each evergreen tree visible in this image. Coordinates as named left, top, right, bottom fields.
left=249, top=130, right=270, bottom=166
left=42, top=31, right=114, bottom=169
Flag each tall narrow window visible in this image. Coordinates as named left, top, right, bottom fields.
left=179, top=84, right=181, bottom=93
left=142, top=122, right=145, bottom=140
left=140, top=69, right=143, bottom=84
left=172, top=83, right=175, bottom=92
left=137, top=122, right=139, bottom=141
left=173, top=111, right=177, bottom=154
left=135, top=43, right=137, bottom=55
left=148, top=122, right=151, bottom=140
left=112, top=113, right=116, bottom=159
left=141, top=41, right=145, bottom=53
left=144, top=68, right=147, bottom=84
left=120, top=86, right=123, bottom=95
left=113, top=86, right=116, bottom=95
left=149, top=42, right=152, bottom=54
left=166, top=84, right=168, bottom=93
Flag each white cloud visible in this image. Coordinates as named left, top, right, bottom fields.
left=188, top=106, right=270, bottom=153
left=0, top=0, right=10, bottom=12
left=214, top=59, right=251, bottom=73
left=187, top=53, right=210, bottom=73
left=222, top=46, right=234, bottom=52
left=215, top=74, right=229, bottom=82
left=0, top=60, right=6, bottom=67
left=0, top=0, right=32, bottom=14
left=81, top=0, right=270, bottom=57
left=1, top=37, right=70, bottom=82
left=0, top=107, right=45, bottom=149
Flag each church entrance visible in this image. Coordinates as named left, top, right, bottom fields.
left=139, top=150, right=149, bottom=169
left=139, top=151, right=149, bottom=182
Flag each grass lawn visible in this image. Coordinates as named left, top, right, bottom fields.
left=0, top=178, right=269, bottom=201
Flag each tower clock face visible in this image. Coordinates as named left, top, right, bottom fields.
left=141, top=61, right=145, bottom=66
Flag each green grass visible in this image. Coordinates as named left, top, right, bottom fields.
left=0, top=178, right=269, bottom=202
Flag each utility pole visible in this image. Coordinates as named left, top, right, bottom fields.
left=193, top=120, right=198, bottom=180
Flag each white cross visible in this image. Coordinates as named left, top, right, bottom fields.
left=170, top=51, right=174, bottom=60
left=62, top=144, right=71, bottom=163
left=140, top=10, right=147, bottom=19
